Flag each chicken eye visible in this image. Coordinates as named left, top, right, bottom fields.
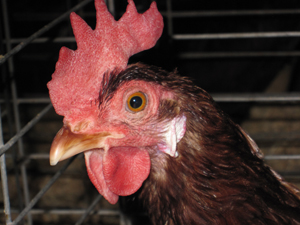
left=127, top=92, right=147, bottom=112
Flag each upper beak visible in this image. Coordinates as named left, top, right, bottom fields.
left=49, top=126, right=122, bottom=166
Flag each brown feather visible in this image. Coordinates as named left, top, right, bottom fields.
left=113, top=63, right=300, bottom=225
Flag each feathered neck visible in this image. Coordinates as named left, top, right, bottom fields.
left=133, top=65, right=300, bottom=225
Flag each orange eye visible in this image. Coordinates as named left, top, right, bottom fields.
left=127, top=92, right=147, bottom=112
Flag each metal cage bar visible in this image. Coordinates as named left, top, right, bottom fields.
left=0, top=0, right=93, bottom=65
left=0, top=104, right=52, bottom=157
left=11, top=156, right=77, bottom=225
left=161, top=9, right=300, bottom=17
left=0, top=105, right=12, bottom=225
left=2, top=0, right=32, bottom=223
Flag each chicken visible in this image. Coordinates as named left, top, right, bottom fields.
left=47, top=0, right=300, bottom=224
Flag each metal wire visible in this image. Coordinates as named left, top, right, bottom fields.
left=163, top=9, right=300, bottom=17
left=173, top=31, right=300, bottom=40
left=2, top=37, right=76, bottom=44
left=75, top=194, right=103, bottom=225
left=212, top=93, right=300, bottom=103
left=11, top=156, right=77, bottom=225
left=7, top=208, right=120, bottom=216
left=1, top=0, right=300, bottom=225
left=2, top=0, right=32, bottom=222
left=0, top=104, right=53, bottom=157
left=178, top=51, right=300, bottom=58
left=0, top=105, right=12, bottom=225
left=0, top=98, right=51, bottom=104
left=265, top=155, right=300, bottom=160
left=0, top=0, right=93, bottom=65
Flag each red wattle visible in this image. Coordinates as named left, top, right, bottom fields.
left=103, top=147, right=151, bottom=196
left=85, top=151, right=119, bottom=204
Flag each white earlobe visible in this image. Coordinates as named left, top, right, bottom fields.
left=159, top=115, right=186, bottom=157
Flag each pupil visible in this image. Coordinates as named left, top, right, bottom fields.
left=130, top=96, right=143, bottom=109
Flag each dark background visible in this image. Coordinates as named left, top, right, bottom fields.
left=2, top=0, right=300, bottom=96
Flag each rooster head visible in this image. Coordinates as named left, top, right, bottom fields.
left=47, top=0, right=186, bottom=204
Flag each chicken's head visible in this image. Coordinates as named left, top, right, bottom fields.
left=48, top=0, right=186, bottom=204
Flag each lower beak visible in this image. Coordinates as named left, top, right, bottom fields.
left=49, top=126, right=120, bottom=166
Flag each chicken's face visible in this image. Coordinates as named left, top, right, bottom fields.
left=47, top=0, right=175, bottom=205
left=49, top=66, right=186, bottom=204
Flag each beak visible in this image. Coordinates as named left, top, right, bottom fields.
left=49, top=126, right=122, bottom=166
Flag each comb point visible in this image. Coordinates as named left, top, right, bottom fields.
left=95, top=0, right=115, bottom=31
left=70, top=12, right=93, bottom=50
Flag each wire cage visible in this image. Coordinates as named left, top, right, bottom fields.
left=1, top=0, right=300, bottom=224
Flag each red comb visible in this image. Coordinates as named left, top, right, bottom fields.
left=47, top=0, right=163, bottom=122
